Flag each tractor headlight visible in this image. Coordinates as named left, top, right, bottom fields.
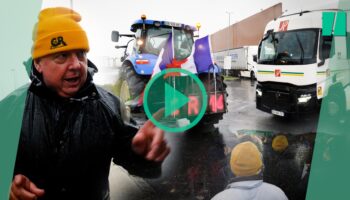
left=137, top=39, right=144, bottom=46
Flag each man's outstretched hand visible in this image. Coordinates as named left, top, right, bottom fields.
left=10, top=174, right=45, bottom=200
left=132, top=120, right=170, bottom=162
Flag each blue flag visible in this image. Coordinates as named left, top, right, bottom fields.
left=194, top=35, right=215, bottom=72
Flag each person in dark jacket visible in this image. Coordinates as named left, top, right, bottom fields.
left=8, top=7, right=170, bottom=200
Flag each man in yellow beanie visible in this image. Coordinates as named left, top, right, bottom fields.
left=264, top=134, right=302, bottom=200
left=211, top=141, right=288, bottom=200
left=8, top=7, right=169, bottom=200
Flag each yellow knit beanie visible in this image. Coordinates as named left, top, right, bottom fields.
left=272, top=135, right=289, bottom=152
left=230, top=141, right=263, bottom=177
left=32, top=7, right=89, bottom=59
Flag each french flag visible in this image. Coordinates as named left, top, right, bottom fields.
left=142, top=34, right=216, bottom=106
left=152, top=32, right=175, bottom=75
left=194, top=35, right=215, bottom=72
left=152, top=34, right=215, bottom=76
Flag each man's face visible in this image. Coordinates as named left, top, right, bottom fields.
left=34, top=50, right=88, bottom=98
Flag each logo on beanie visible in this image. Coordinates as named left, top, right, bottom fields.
left=51, top=36, right=67, bottom=49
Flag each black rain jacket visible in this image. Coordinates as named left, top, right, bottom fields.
left=8, top=60, right=160, bottom=200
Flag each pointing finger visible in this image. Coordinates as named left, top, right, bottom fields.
left=155, top=145, right=171, bottom=162
left=29, top=181, right=45, bottom=197
left=132, top=131, right=148, bottom=155
left=146, top=128, right=164, bottom=160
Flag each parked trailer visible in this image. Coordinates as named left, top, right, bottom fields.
left=213, top=46, right=258, bottom=79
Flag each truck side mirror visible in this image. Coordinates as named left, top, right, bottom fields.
left=318, top=36, right=332, bottom=67
left=318, top=59, right=325, bottom=66
left=120, top=54, right=127, bottom=62
left=111, top=31, right=120, bottom=42
left=253, top=55, right=257, bottom=62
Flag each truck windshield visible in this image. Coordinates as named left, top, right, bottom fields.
left=138, top=27, right=194, bottom=59
left=258, top=29, right=318, bottom=65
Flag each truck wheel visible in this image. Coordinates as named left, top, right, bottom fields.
left=323, top=86, right=346, bottom=122
left=250, top=71, right=256, bottom=81
left=117, top=64, right=149, bottom=103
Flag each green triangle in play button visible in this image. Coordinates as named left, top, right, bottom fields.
left=164, top=82, right=189, bottom=117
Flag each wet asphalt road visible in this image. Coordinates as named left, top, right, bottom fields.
left=220, top=78, right=319, bottom=136
left=110, top=78, right=319, bottom=200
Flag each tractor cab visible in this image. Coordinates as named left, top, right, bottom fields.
left=112, top=15, right=197, bottom=75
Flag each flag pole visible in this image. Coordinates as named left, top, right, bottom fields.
left=171, top=27, right=176, bottom=118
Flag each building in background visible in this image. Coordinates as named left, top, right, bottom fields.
left=210, top=3, right=282, bottom=52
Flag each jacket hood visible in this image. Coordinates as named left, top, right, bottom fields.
left=227, top=180, right=264, bottom=190
left=226, top=173, right=263, bottom=189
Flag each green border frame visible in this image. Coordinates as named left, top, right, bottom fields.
left=0, top=1, right=41, bottom=198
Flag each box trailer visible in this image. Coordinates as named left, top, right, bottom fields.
left=213, top=46, right=258, bottom=79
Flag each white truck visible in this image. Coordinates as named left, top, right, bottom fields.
left=213, top=46, right=258, bottom=79
left=255, top=10, right=336, bottom=117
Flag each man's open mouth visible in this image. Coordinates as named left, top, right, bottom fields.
left=64, top=77, right=80, bottom=84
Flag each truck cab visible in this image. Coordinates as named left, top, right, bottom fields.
left=256, top=10, right=334, bottom=117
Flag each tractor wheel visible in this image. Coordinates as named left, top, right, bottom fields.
left=116, top=64, right=149, bottom=106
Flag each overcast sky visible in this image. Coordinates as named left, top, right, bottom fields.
left=42, top=0, right=338, bottom=56
left=41, top=0, right=339, bottom=84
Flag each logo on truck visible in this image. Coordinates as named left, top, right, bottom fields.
left=275, top=69, right=281, bottom=77
left=279, top=20, right=289, bottom=32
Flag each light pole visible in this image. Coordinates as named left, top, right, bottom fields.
left=225, top=11, right=234, bottom=76
left=226, top=11, right=233, bottom=51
